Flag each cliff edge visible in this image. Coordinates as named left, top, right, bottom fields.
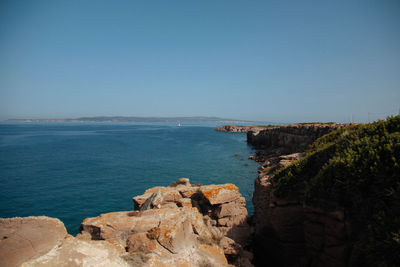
left=215, top=125, right=271, bottom=133
left=250, top=117, right=400, bottom=266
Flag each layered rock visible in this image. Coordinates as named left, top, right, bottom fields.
left=252, top=156, right=355, bottom=267
left=79, top=207, right=228, bottom=267
left=247, top=123, right=343, bottom=152
left=249, top=123, right=354, bottom=266
left=252, top=153, right=307, bottom=266
left=132, top=179, right=253, bottom=266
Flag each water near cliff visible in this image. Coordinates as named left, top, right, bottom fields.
left=0, top=123, right=257, bottom=235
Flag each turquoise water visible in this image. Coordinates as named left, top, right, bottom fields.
left=0, top=123, right=258, bottom=235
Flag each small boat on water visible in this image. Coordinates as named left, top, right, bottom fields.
left=177, top=123, right=182, bottom=127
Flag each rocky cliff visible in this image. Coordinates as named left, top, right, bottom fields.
left=249, top=123, right=345, bottom=266
left=0, top=179, right=253, bottom=267
left=252, top=153, right=352, bottom=267
left=247, top=123, right=343, bottom=152
left=215, top=125, right=269, bottom=133
left=250, top=118, right=400, bottom=267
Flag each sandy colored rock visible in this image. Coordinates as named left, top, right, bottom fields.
left=134, top=187, right=184, bottom=211
left=179, top=186, right=200, bottom=198
left=160, top=202, right=178, bottom=209
left=199, top=244, right=228, bottom=265
left=220, top=237, right=242, bottom=255
left=126, top=232, right=158, bottom=253
left=21, top=236, right=130, bottom=267
left=0, top=216, right=67, bottom=267
left=170, top=177, right=191, bottom=187
left=177, top=198, right=192, bottom=208
left=140, top=189, right=164, bottom=211
left=80, top=211, right=137, bottom=245
left=214, top=201, right=246, bottom=218
left=200, top=184, right=240, bottom=205
left=162, top=190, right=182, bottom=203
left=157, top=208, right=196, bottom=254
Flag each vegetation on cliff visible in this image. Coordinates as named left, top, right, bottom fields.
left=273, top=116, right=400, bottom=266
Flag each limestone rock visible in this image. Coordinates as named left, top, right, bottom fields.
left=247, top=123, right=343, bottom=152
left=220, top=237, right=242, bottom=255
left=0, top=216, right=67, bottom=267
left=1, top=179, right=252, bottom=266
left=213, top=199, right=246, bottom=218
left=177, top=198, right=192, bottom=208
left=157, top=208, right=196, bottom=254
left=21, top=236, right=130, bottom=267
left=200, top=184, right=241, bottom=205
left=126, top=232, right=158, bottom=254
left=198, top=244, right=228, bottom=265
left=170, top=177, right=190, bottom=187
left=140, top=189, right=164, bottom=211
left=79, top=205, right=231, bottom=266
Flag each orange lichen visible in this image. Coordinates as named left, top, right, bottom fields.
left=163, top=230, right=172, bottom=239
left=201, top=184, right=238, bottom=199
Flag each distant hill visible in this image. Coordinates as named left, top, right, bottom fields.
left=4, top=116, right=254, bottom=123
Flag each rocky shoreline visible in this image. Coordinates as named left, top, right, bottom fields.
left=2, top=122, right=384, bottom=267
left=0, top=179, right=252, bottom=267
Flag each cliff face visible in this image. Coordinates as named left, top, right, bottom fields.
left=0, top=179, right=253, bottom=267
left=250, top=118, right=400, bottom=267
left=247, top=123, right=343, bottom=152
left=249, top=123, right=349, bottom=266
left=253, top=159, right=352, bottom=267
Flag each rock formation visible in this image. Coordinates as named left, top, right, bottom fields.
left=215, top=125, right=268, bottom=133
left=248, top=123, right=361, bottom=267
left=0, top=179, right=253, bottom=267
left=252, top=154, right=354, bottom=267
left=0, top=216, right=131, bottom=267
left=131, top=179, right=253, bottom=266
left=247, top=123, right=344, bottom=152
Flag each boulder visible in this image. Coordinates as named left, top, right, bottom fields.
left=170, top=178, right=191, bottom=187
left=213, top=199, right=246, bottom=218
left=200, top=184, right=241, bottom=205
left=157, top=208, right=196, bottom=254
left=0, top=216, right=67, bottom=267
left=220, top=237, right=242, bottom=255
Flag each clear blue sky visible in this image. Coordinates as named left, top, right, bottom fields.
left=1, top=0, right=399, bottom=123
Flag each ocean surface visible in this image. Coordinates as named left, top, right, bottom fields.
left=0, top=122, right=258, bottom=235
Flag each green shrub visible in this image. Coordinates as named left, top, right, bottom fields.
left=273, top=116, right=400, bottom=266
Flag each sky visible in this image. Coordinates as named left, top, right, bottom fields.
left=0, top=0, right=399, bottom=123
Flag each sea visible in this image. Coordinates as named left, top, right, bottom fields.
left=0, top=122, right=258, bottom=235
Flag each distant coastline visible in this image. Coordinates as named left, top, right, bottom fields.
left=3, top=116, right=257, bottom=124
